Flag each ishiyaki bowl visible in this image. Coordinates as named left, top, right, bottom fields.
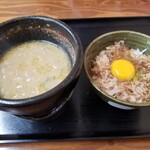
left=0, top=16, right=83, bottom=120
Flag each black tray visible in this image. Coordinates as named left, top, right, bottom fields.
left=0, top=17, right=150, bottom=143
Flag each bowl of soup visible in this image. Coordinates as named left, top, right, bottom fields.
left=84, top=30, right=150, bottom=109
left=0, top=16, right=83, bottom=120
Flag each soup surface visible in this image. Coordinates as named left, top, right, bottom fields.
left=0, top=41, right=71, bottom=99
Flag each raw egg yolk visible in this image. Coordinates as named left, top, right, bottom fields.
left=111, top=59, right=135, bottom=80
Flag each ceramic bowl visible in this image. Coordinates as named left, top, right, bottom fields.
left=84, top=30, right=150, bottom=110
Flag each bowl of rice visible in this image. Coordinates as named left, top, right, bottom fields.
left=84, top=30, right=150, bottom=109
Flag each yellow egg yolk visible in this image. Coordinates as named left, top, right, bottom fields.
left=111, top=59, right=135, bottom=80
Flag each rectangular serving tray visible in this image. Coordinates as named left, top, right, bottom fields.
left=0, top=17, right=150, bottom=143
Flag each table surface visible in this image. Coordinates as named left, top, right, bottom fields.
left=0, top=0, right=150, bottom=149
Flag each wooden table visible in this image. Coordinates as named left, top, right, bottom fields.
left=0, top=0, right=150, bottom=149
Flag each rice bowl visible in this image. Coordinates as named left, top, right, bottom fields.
left=84, top=30, right=150, bottom=109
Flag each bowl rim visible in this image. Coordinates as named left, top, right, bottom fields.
left=84, top=30, right=150, bottom=107
left=0, top=16, right=83, bottom=106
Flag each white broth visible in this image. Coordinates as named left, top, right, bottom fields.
left=0, top=41, right=71, bottom=99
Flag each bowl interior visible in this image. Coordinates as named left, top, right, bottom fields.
left=0, top=16, right=77, bottom=66
left=84, top=30, right=150, bottom=107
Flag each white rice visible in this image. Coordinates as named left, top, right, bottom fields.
left=91, top=41, right=150, bottom=103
